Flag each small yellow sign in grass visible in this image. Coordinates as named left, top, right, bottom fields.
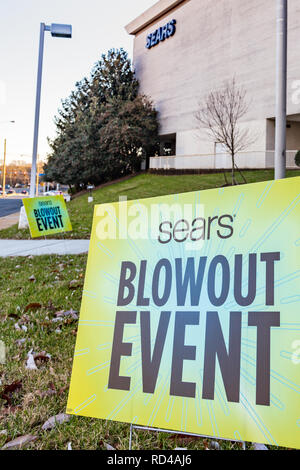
left=23, top=195, right=72, bottom=238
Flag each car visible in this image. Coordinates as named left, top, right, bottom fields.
left=21, top=190, right=28, bottom=195
left=45, top=190, right=66, bottom=197
left=44, top=190, right=58, bottom=196
left=44, top=190, right=70, bottom=201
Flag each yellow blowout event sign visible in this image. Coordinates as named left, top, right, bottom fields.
left=23, top=195, right=72, bottom=238
left=67, top=177, right=300, bottom=449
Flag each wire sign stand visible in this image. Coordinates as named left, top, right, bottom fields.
left=128, top=424, right=246, bottom=450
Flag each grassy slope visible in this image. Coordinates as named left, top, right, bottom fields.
left=1, top=170, right=299, bottom=240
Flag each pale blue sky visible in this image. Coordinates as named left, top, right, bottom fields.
left=0, top=0, right=156, bottom=163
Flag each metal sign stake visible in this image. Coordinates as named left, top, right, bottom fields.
left=128, top=424, right=246, bottom=450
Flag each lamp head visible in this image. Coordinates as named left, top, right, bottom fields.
left=50, top=23, right=72, bottom=38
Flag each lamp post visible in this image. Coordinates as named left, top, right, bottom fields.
left=30, top=23, right=72, bottom=198
left=0, top=121, right=15, bottom=197
left=1, top=139, right=7, bottom=197
left=275, top=0, right=288, bottom=180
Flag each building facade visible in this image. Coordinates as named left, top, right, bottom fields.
left=126, top=0, right=300, bottom=170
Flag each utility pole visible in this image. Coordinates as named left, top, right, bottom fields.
left=30, top=23, right=72, bottom=198
left=30, top=23, right=45, bottom=198
left=1, top=139, right=6, bottom=197
left=275, top=0, right=288, bottom=180
left=36, top=155, right=40, bottom=196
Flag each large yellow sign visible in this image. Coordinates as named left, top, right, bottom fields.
left=67, top=177, right=300, bottom=448
left=23, top=195, right=72, bottom=238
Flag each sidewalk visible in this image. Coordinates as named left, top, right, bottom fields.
left=0, top=239, right=90, bottom=257
left=0, top=211, right=20, bottom=230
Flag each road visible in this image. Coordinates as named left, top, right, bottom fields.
left=0, top=198, right=23, bottom=218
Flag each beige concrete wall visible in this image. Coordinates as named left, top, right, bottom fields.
left=129, top=0, right=300, bottom=162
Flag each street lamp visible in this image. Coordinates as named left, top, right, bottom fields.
left=275, top=0, right=288, bottom=180
left=30, top=23, right=72, bottom=198
left=1, top=121, right=15, bottom=198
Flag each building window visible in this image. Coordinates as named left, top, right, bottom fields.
left=160, top=133, right=176, bottom=156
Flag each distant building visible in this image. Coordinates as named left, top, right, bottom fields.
left=126, top=0, right=300, bottom=171
left=0, top=161, right=32, bottom=187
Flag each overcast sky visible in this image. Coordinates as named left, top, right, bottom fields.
left=0, top=0, right=156, bottom=163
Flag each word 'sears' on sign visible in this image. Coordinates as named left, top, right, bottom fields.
left=146, top=19, right=176, bottom=49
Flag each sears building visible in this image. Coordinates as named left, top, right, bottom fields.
left=125, top=0, right=300, bottom=171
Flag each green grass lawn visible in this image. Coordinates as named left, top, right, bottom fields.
left=1, top=169, right=300, bottom=240
left=0, top=254, right=254, bottom=450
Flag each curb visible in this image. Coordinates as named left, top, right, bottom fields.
left=0, top=211, right=20, bottom=230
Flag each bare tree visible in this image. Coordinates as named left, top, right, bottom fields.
left=195, top=78, right=256, bottom=185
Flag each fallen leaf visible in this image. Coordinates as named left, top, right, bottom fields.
left=34, top=352, right=51, bottom=362
left=64, top=309, right=78, bottom=319
left=0, top=405, right=21, bottom=416
left=68, top=280, right=83, bottom=290
left=54, top=310, right=65, bottom=317
left=2, top=434, right=38, bottom=450
left=0, top=341, right=5, bottom=364
left=203, top=439, right=210, bottom=450
left=8, top=313, right=19, bottom=319
left=209, top=440, right=221, bottom=450
left=25, top=303, right=42, bottom=312
left=26, top=350, right=37, bottom=370
left=42, top=413, right=71, bottom=430
left=252, top=442, right=268, bottom=450
left=105, top=443, right=116, bottom=450
left=51, top=318, right=62, bottom=323
left=1, top=380, right=22, bottom=406
left=58, top=385, right=68, bottom=395
left=2, top=380, right=22, bottom=395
